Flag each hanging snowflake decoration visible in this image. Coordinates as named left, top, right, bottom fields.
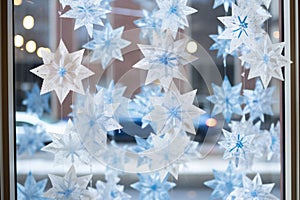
left=239, top=34, right=290, bottom=88
left=83, top=23, right=131, bottom=68
left=206, top=76, right=244, bottom=123
left=266, top=122, right=280, bottom=161
left=129, top=84, right=164, bottom=128
left=17, top=125, right=49, bottom=156
left=44, top=165, right=92, bottom=199
left=134, top=9, right=163, bottom=42
left=243, top=79, right=275, bottom=122
left=30, top=40, right=94, bottom=104
left=42, top=119, right=90, bottom=166
left=60, top=0, right=111, bottom=37
left=209, top=26, right=237, bottom=67
left=218, top=3, right=269, bottom=52
left=227, top=173, right=279, bottom=200
left=131, top=172, right=176, bottom=200
left=22, top=83, right=51, bottom=117
left=17, top=172, right=49, bottom=200
left=218, top=129, right=255, bottom=167
left=144, top=83, right=204, bottom=134
left=133, top=30, right=198, bottom=90
left=213, top=0, right=236, bottom=13
left=155, top=0, right=197, bottom=38
left=129, top=135, right=153, bottom=167
left=87, top=169, right=131, bottom=200
left=204, top=161, right=243, bottom=200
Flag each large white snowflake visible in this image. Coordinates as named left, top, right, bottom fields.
left=227, top=173, right=279, bottom=200
left=60, top=0, right=111, bottom=37
left=30, top=40, right=94, bottom=104
left=133, top=31, right=198, bottom=90
left=239, top=34, right=290, bottom=88
left=144, top=83, right=204, bottom=134
left=155, top=0, right=197, bottom=38
left=83, top=23, right=131, bottom=69
left=218, top=3, right=269, bottom=52
left=42, top=119, right=90, bottom=166
left=44, top=165, right=92, bottom=199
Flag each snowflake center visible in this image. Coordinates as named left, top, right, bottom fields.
left=151, top=184, right=157, bottom=191
left=169, top=106, right=181, bottom=119
left=58, top=67, right=67, bottom=77
left=169, top=5, right=178, bottom=14
left=251, top=190, right=258, bottom=197
left=110, top=190, right=118, bottom=198
left=105, top=40, right=111, bottom=47
left=89, top=119, right=95, bottom=127
left=225, top=181, right=233, bottom=192
left=159, top=53, right=176, bottom=66
left=236, top=139, right=244, bottom=149
left=263, top=54, right=270, bottom=64
left=234, top=16, right=249, bottom=38
left=58, top=188, right=74, bottom=197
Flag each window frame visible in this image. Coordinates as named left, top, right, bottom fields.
left=0, top=0, right=299, bottom=199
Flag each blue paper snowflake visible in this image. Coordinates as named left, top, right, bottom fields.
left=17, top=125, right=50, bottom=156
left=243, top=79, right=275, bottom=122
left=209, top=26, right=237, bottom=67
left=134, top=9, right=162, bottom=42
left=17, top=172, right=49, bottom=200
left=22, top=83, right=51, bottom=117
left=131, top=173, right=176, bottom=200
left=206, top=76, right=244, bottom=123
left=129, top=136, right=153, bottom=167
left=213, top=0, right=236, bottom=12
left=129, top=84, right=164, bottom=128
left=204, top=161, right=243, bottom=200
left=83, top=23, right=131, bottom=68
left=228, top=173, right=279, bottom=199
left=155, top=0, right=197, bottom=38
left=87, top=169, right=131, bottom=200
left=218, top=129, right=255, bottom=167
left=60, top=0, right=111, bottom=37
left=266, top=122, right=280, bottom=161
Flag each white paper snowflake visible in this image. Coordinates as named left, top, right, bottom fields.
left=239, top=34, right=290, bottom=88
left=133, top=31, right=198, bottom=90
left=44, top=165, right=92, bottom=199
left=83, top=23, right=131, bottom=68
left=155, top=0, right=197, bottom=38
left=60, top=0, right=111, bottom=37
left=218, top=3, right=269, bottom=52
left=30, top=40, right=94, bottom=104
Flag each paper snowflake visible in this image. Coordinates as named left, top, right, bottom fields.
left=83, top=23, right=131, bottom=68
left=209, top=26, right=237, bottom=67
left=228, top=173, right=279, bottom=200
left=44, top=165, right=92, bottom=199
left=30, top=40, right=94, bottom=104
left=218, top=3, right=269, bottom=52
left=17, top=125, right=49, bottom=156
left=155, top=0, right=197, bottom=38
left=204, top=161, right=243, bottom=200
left=218, top=129, right=255, bottom=167
left=266, top=122, right=280, bottom=161
left=131, top=173, right=176, bottom=200
left=42, top=119, right=90, bottom=166
left=213, top=0, right=236, bottom=12
left=144, top=83, right=204, bottom=134
left=72, top=90, right=122, bottom=149
left=134, top=9, right=162, bottom=42
left=129, top=84, right=164, bottom=128
left=17, top=172, right=49, bottom=200
left=87, top=169, right=131, bottom=200
left=129, top=136, right=153, bottom=167
left=206, top=76, right=244, bottom=123
left=60, top=0, right=111, bottom=37
left=133, top=31, right=198, bottom=90
left=239, top=34, right=290, bottom=88
left=243, top=79, right=275, bottom=122
left=22, top=83, right=51, bottom=117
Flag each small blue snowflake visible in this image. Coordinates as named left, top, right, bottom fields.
left=129, top=136, right=153, bottom=167
left=206, top=76, right=244, bottom=123
left=243, top=79, right=275, bottom=122
left=204, top=161, right=243, bottom=200
left=131, top=172, right=176, bottom=200
left=266, top=122, right=280, bottom=161
left=17, top=172, right=49, bottom=200
left=213, top=0, right=236, bottom=12
left=22, top=83, right=51, bottom=117
left=17, top=125, right=50, bottom=156
left=134, top=9, right=162, bottom=42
